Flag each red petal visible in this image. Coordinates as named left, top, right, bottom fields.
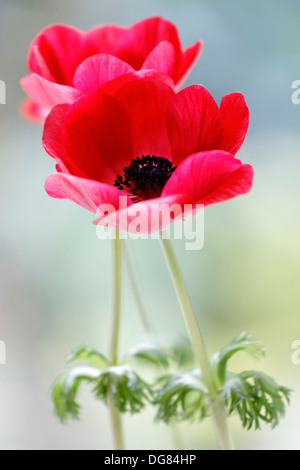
left=21, top=73, right=82, bottom=111
left=219, top=92, right=249, bottom=155
left=142, top=41, right=176, bottom=77
left=43, top=103, right=71, bottom=173
left=162, top=150, right=253, bottom=205
left=134, top=69, right=174, bottom=87
left=45, top=172, right=131, bottom=214
left=174, top=41, right=202, bottom=90
left=27, top=45, right=55, bottom=81
left=27, top=24, right=85, bottom=85
left=83, top=24, right=126, bottom=55
left=113, top=78, right=174, bottom=159
left=200, top=163, right=253, bottom=205
left=98, top=69, right=174, bottom=96
left=73, top=54, right=135, bottom=95
left=167, top=85, right=223, bottom=165
left=60, top=91, right=133, bottom=183
left=115, top=16, right=181, bottom=70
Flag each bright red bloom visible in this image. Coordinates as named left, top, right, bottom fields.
left=21, top=16, right=202, bottom=122
left=43, top=76, right=253, bottom=233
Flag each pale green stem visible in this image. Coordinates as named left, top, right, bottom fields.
left=108, top=393, right=124, bottom=451
left=170, top=421, right=185, bottom=450
left=108, top=231, right=125, bottom=450
left=124, top=242, right=152, bottom=332
left=110, top=232, right=123, bottom=365
left=210, top=395, right=235, bottom=451
left=159, top=232, right=234, bottom=451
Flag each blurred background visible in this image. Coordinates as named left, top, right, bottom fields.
left=0, top=0, right=300, bottom=450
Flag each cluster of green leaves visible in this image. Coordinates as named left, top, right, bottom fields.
left=52, top=335, right=193, bottom=422
left=153, top=332, right=291, bottom=430
left=52, top=332, right=291, bottom=431
left=93, top=365, right=151, bottom=413
left=52, top=365, right=101, bottom=422
left=52, top=345, right=152, bottom=422
left=223, top=371, right=291, bottom=430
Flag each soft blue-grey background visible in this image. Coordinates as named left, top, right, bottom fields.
left=0, top=0, right=299, bottom=450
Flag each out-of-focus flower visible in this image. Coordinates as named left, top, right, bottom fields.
left=20, top=16, right=202, bottom=122
left=43, top=76, right=253, bottom=232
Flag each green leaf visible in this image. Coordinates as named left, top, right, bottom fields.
left=68, top=345, right=109, bottom=370
left=222, top=370, right=292, bottom=430
left=168, top=336, right=194, bottom=368
left=124, top=341, right=171, bottom=368
left=154, top=368, right=209, bottom=423
left=93, top=365, right=152, bottom=414
left=124, top=335, right=193, bottom=370
left=211, top=332, right=265, bottom=385
left=52, top=366, right=101, bottom=422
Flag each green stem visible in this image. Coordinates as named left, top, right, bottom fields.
left=108, top=393, right=124, bottom=451
left=110, top=232, right=123, bottom=365
left=124, top=242, right=152, bottom=333
left=170, top=421, right=185, bottom=450
left=159, top=232, right=234, bottom=451
left=210, top=395, right=235, bottom=451
left=108, top=231, right=125, bottom=450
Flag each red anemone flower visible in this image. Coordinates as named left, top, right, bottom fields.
left=20, top=16, right=202, bottom=122
left=43, top=76, right=253, bottom=233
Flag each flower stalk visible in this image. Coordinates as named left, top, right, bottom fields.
left=159, top=231, right=234, bottom=450
left=124, top=242, right=152, bottom=333
left=108, top=230, right=125, bottom=450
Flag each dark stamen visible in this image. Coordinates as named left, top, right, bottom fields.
left=114, top=155, right=177, bottom=202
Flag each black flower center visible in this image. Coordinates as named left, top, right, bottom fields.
left=114, top=155, right=177, bottom=202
